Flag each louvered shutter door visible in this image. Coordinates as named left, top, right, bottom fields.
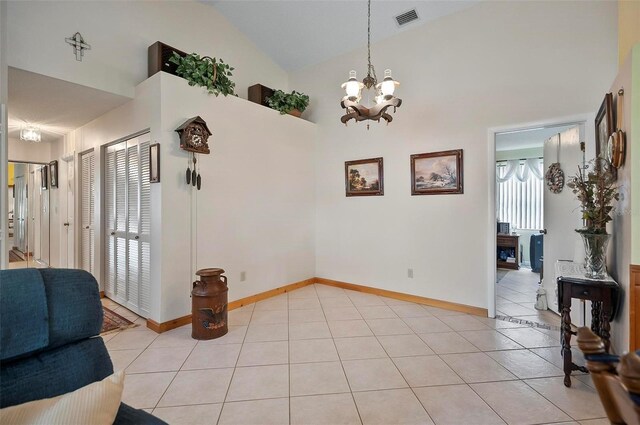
left=104, top=148, right=116, bottom=296
left=80, top=153, right=91, bottom=273
left=139, top=139, right=151, bottom=314
left=103, top=135, right=152, bottom=317
left=126, top=142, right=139, bottom=309
left=80, top=151, right=96, bottom=276
left=114, top=143, right=128, bottom=303
left=89, top=153, right=95, bottom=274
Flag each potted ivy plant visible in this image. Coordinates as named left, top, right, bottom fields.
left=169, top=52, right=236, bottom=97
left=567, top=157, right=619, bottom=279
left=266, top=90, right=310, bottom=117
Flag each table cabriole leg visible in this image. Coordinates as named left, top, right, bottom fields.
left=561, top=303, right=573, bottom=387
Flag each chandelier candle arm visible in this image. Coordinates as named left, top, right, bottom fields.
left=340, top=0, right=401, bottom=127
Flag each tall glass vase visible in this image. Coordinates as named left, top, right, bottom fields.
left=580, top=233, right=611, bottom=279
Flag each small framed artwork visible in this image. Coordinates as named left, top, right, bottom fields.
left=345, top=157, right=384, bottom=197
left=149, top=143, right=160, bottom=183
left=411, top=149, right=463, bottom=195
left=595, top=93, right=614, bottom=158
left=40, top=165, right=48, bottom=190
left=49, top=160, right=58, bottom=188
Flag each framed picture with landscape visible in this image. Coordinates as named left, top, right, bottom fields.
left=411, top=149, right=463, bottom=195
left=595, top=92, right=614, bottom=158
left=345, top=157, right=384, bottom=197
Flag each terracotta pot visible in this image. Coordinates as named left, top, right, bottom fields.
left=288, top=109, right=302, bottom=118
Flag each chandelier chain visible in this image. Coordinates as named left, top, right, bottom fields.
left=366, top=0, right=377, bottom=85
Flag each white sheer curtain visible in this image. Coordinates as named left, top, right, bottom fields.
left=496, top=159, right=544, bottom=230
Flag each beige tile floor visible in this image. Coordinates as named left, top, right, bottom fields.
left=101, top=283, right=606, bottom=425
left=496, top=268, right=562, bottom=328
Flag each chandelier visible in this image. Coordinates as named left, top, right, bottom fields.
left=340, top=0, right=401, bottom=128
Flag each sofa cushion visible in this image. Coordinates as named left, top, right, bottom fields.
left=0, top=337, right=114, bottom=408
left=0, top=370, right=124, bottom=425
left=0, top=269, right=49, bottom=361
left=38, top=269, right=103, bottom=349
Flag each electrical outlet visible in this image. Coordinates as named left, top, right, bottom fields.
left=407, top=268, right=413, bottom=278
left=240, top=271, right=246, bottom=282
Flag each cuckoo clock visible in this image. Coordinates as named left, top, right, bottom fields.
left=175, top=116, right=212, bottom=154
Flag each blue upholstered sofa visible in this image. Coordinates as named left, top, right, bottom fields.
left=0, top=268, right=167, bottom=424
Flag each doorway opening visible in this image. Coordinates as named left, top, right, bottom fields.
left=491, top=121, right=586, bottom=328
left=7, top=161, right=50, bottom=268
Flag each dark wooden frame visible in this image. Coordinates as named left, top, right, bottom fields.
left=148, top=41, right=188, bottom=78
left=344, top=157, right=384, bottom=197
left=595, top=93, right=614, bottom=159
left=410, top=149, right=463, bottom=195
left=149, top=143, right=160, bottom=183
left=248, top=84, right=275, bottom=107
left=40, top=165, right=48, bottom=190
left=49, top=160, right=58, bottom=188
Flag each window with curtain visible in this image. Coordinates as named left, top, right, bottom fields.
left=496, top=158, right=544, bottom=230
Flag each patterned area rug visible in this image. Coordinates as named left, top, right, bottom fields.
left=495, top=314, right=562, bottom=332
left=101, top=306, right=137, bottom=334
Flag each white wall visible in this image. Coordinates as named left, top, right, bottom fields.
left=6, top=0, right=288, bottom=99
left=1, top=0, right=8, bottom=268
left=52, top=72, right=316, bottom=323
left=290, top=0, right=618, bottom=310
left=54, top=76, right=161, bottom=319
left=8, top=137, right=52, bottom=163
left=609, top=49, right=635, bottom=354
left=158, top=73, right=316, bottom=322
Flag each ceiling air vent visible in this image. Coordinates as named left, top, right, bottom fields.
left=395, top=9, right=419, bottom=27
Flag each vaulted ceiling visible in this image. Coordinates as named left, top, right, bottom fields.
left=206, top=1, right=481, bottom=71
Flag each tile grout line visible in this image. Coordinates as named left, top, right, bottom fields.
left=366, top=309, right=437, bottom=424
left=149, top=331, right=201, bottom=414
left=521, top=377, right=603, bottom=422
left=216, top=302, right=256, bottom=425
left=287, top=289, right=292, bottom=425
left=318, top=285, right=365, bottom=425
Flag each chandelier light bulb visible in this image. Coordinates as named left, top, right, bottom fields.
left=20, top=125, right=42, bottom=143
left=379, top=69, right=399, bottom=97
left=342, top=70, right=364, bottom=100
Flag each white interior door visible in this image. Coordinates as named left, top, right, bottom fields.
left=14, top=174, right=26, bottom=253
left=63, top=157, right=75, bottom=268
left=38, top=168, right=50, bottom=266
left=542, top=125, right=585, bottom=320
left=104, top=134, right=151, bottom=317
left=80, top=150, right=95, bottom=275
left=29, top=168, right=37, bottom=265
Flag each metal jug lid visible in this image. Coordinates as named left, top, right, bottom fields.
left=196, top=268, right=225, bottom=277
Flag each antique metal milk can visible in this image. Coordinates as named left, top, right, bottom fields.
left=191, top=268, right=228, bottom=340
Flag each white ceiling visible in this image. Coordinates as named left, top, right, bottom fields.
left=8, top=67, right=131, bottom=144
left=495, top=125, right=576, bottom=152
left=207, top=0, right=481, bottom=71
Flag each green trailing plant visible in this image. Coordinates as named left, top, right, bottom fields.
left=169, top=52, right=236, bottom=97
left=567, top=157, right=619, bottom=234
left=266, top=90, right=310, bottom=115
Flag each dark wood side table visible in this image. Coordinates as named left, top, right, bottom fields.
left=557, top=273, right=619, bottom=387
